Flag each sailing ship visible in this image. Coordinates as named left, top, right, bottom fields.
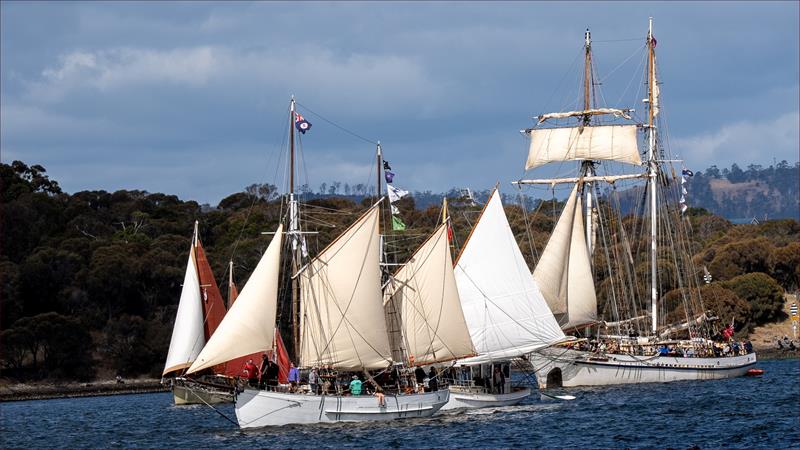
left=519, top=20, right=757, bottom=388
left=436, top=189, right=566, bottom=410
left=162, top=222, right=234, bottom=405
left=186, top=98, right=454, bottom=428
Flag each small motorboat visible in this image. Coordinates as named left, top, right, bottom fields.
left=745, top=368, right=765, bottom=377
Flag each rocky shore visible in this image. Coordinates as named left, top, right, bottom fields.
left=0, top=378, right=168, bottom=402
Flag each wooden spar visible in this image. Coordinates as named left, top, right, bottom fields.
left=583, top=28, right=592, bottom=125
left=513, top=172, right=649, bottom=186
left=290, top=97, right=295, bottom=195
left=647, top=17, right=658, bottom=334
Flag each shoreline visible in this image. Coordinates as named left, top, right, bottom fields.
left=0, top=378, right=169, bottom=403
left=2, top=352, right=797, bottom=402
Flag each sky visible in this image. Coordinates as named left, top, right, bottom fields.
left=2, top=1, right=798, bottom=205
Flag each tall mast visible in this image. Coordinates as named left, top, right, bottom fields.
left=647, top=17, right=658, bottom=334
left=288, top=96, right=301, bottom=357
left=376, top=142, right=385, bottom=266
left=582, top=28, right=595, bottom=258
left=192, top=220, right=199, bottom=248
left=227, top=260, right=234, bottom=309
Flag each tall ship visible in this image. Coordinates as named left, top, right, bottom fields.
left=186, top=98, right=466, bottom=427
left=520, top=19, right=757, bottom=387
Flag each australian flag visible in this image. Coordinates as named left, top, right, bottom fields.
left=295, top=113, right=312, bottom=134
left=682, top=168, right=694, bottom=177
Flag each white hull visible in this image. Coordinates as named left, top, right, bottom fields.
left=440, top=386, right=531, bottom=411
left=234, top=388, right=450, bottom=428
left=530, top=348, right=757, bottom=388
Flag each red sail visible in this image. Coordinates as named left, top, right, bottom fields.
left=275, top=329, right=290, bottom=384
left=194, top=240, right=227, bottom=340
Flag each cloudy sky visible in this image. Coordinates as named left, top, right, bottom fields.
left=2, top=2, right=798, bottom=205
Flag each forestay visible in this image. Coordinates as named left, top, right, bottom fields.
left=163, top=249, right=206, bottom=375
left=186, top=225, right=283, bottom=374
left=299, top=205, right=393, bottom=370
left=532, top=185, right=598, bottom=330
left=526, top=124, right=641, bottom=170
left=388, top=223, right=475, bottom=366
left=454, top=190, right=566, bottom=364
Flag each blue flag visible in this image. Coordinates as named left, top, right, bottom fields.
left=295, top=113, right=312, bottom=134
left=385, top=170, right=395, bottom=183
left=682, top=168, right=694, bottom=177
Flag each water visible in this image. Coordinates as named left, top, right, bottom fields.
left=2, top=359, right=799, bottom=448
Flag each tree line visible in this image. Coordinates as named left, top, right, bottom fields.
left=1, top=160, right=797, bottom=381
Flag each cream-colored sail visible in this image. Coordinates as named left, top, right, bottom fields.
left=299, top=205, right=392, bottom=370
left=526, top=124, right=641, bottom=170
left=533, top=184, right=597, bottom=329
left=388, top=223, right=475, bottom=366
left=186, top=225, right=283, bottom=374
left=455, top=190, right=565, bottom=364
left=163, top=249, right=205, bottom=375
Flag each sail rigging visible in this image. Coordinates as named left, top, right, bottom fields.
left=532, top=184, right=598, bottom=330
left=454, top=190, right=566, bottom=363
left=163, top=248, right=205, bottom=375
left=525, top=124, right=641, bottom=170
left=387, top=223, right=475, bottom=366
left=299, top=204, right=393, bottom=370
left=187, top=224, right=284, bottom=374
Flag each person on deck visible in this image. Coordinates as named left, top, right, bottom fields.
left=265, top=359, right=280, bottom=388
left=258, top=352, right=270, bottom=388
left=349, top=375, right=363, bottom=395
left=243, top=359, right=259, bottom=387
left=308, top=367, right=320, bottom=395
left=428, top=367, right=438, bottom=392
left=492, top=366, right=505, bottom=394
left=288, top=362, right=299, bottom=392
left=414, top=366, right=426, bottom=391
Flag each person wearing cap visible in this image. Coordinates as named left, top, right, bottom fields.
left=349, top=375, right=363, bottom=395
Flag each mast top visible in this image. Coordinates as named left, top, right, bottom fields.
left=585, top=28, right=591, bottom=47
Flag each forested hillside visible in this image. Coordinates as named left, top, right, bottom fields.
left=1, top=160, right=798, bottom=382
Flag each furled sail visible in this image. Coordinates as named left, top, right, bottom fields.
left=388, top=223, right=475, bottom=366
left=525, top=124, right=641, bottom=170
left=163, top=249, right=205, bottom=375
left=532, top=184, right=598, bottom=330
left=299, top=205, right=392, bottom=370
left=454, top=190, right=565, bottom=364
left=187, top=224, right=283, bottom=374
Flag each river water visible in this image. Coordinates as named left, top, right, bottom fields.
left=2, top=359, right=798, bottom=448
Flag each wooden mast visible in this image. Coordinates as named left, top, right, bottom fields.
left=582, top=28, right=596, bottom=259
left=289, top=97, right=301, bottom=360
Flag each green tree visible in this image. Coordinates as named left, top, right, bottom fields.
left=721, top=272, right=785, bottom=326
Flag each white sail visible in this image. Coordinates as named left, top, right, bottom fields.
left=388, top=223, right=475, bottom=365
left=163, top=249, right=205, bottom=375
left=533, top=184, right=598, bottom=330
left=454, top=190, right=565, bottom=364
left=526, top=124, right=641, bottom=170
left=299, top=205, right=392, bottom=370
left=186, top=225, right=284, bottom=374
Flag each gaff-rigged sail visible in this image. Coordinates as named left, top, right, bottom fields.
left=194, top=241, right=227, bottom=343
left=533, top=184, right=598, bottom=330
left=525, top=124, right=641, bottom=170
left=455, top=190, right=565, bottom=364
left=187, top=224, right=284, bottom=374
left=299, top=205, right=393, bottom=370
left=163, top=249, right=205, bottom=375
left=387, top=223, right=475, bottom=366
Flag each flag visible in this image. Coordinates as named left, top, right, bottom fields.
left=392, top=215, right=406, bottom=231
left=391, top=204, right=400, bottom=215
left=387, top=184, right=408, bottom=203
left=383, top=160, right=391, bottom=170
left=680, top=195, right=686, bottom=204
left=295, top=113, right=312, bottom=134
left=384, top=170, right=395, bottom=183
left=680, top=203, right=688, bottom=214
left=681, top=177, right=687, bottom=185
left=682, top=168, right=694, bottom=177
left=682, top=186, right=688, bottom=195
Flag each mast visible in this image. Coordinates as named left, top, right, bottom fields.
left=228, top=260, right=234, bottom=308
left=582, top=28, right=595, bottom=259
left=289, top=96, right=301, bottom=358
left=647, top=17, right=658, bottom=334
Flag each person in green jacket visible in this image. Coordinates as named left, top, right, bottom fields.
left=349, top=375, right=363, bottom=395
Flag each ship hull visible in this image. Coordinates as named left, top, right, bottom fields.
left=440, top=387, right=530, bottom=411
left=172, top=380, right=233, bottom=405
left=234, top=388, right=449, bottom=428
left=530, top=348, right=757, bottom=388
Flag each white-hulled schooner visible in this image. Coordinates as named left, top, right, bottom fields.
left=435, top=189, right=567, bottom=410
left=186, top=98, right=454, bottom=428
left=520, top=20, right=756, bottom=388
